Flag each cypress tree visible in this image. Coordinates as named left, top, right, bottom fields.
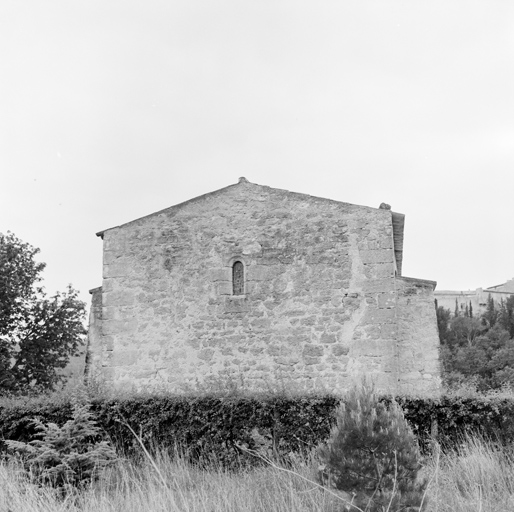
left=483, top=294, right=497, bottom=327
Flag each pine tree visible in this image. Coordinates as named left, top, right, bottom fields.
left=317, top=382, right=427, bottom=511
left=6, top=399, right=117, bottom=491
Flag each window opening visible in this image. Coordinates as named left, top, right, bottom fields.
left=232, top=261, right=244, bottom=295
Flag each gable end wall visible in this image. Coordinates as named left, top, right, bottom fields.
left=86, top=182, right=441, bottom=395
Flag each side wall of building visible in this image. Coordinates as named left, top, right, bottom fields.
left=396, top=277, right=441, bottom=394
left=84, top=287, right=103, bottom=383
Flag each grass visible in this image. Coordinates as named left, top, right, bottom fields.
left=425, top=437, right=514, bottom=511
left=2, top=437, right=514, bottom=512
left=1, top=449, right=346, bottom=512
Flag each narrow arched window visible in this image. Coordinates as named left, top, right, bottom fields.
left=232, top=261, right=244, bottom=295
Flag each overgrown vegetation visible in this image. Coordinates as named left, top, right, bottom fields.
left=4, top=383, right=514, bottom=510
left=0, top=390, right=340, bottom=467
left=436, top=294, right=514, bottom=391
left=0, top=384, right=430, bottom=511
left=4, top=388, right=514, bottom=463
left=2, top=434, right=514, bottom=511
left=4, top=399, right=117, bottom=491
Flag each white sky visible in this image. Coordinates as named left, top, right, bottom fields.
left=1, top=0, right=513, bottom=308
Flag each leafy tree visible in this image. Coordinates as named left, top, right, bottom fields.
left=436, top=294, right=514, bottom=391
left=317, top=382, right=427, bottom=511
left=449, top=316, right=484, bottom=348
left=440, top=314, right=514, bottom=391
left=0, top=232, right=86, bottom=395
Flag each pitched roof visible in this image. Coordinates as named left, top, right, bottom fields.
left=95, top=177, right=401, bottom=241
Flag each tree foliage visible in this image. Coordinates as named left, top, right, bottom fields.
left=498, top=295, right=514, bottom=339
left=5, top=399, right=117, bottom=491
left=483, top=294, right=498, bottom=328
left=317, top=382, right=427, bottom=511
left=437, top=294, right=514, bottom=391
left=0, top=232, right=86, bottom=395
left=435, top=302, right=451, bottom=345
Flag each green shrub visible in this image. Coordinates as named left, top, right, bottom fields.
left=5, top=399, right=117, bottom=491
left=317, top=383, right=427, bottom=511
left=4, top=388, right=514, bottom=472
left=93, top=393, right=340, bottom=467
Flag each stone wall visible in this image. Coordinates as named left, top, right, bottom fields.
left=396, top=277, right=441, bottom=393
left=87, top=179, right=441, bottom=395
left=84, top=286, right=103, bottom=382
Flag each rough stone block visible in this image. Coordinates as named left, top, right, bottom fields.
left=276, top=356, right=300, bottom=366
left=303, top=344, right=324, bottom=357
left=378, top=293, right=396, bottom=309
left=112, top=350, right=140, bottom=366
left=247, top=265, right=269, bottom=281
left=251, top=318, right=272, bottom=329
left=362, top=279, right=395, bottom=293
left=332, top=345, right=349, bottom=356
left=359, top=250, right=394, bottom=265
left=375, top=264, right=395, bottom=278
left=379, top=237, right=394, bottom=250
left=104, top=336, right=114, bottom=351
left=380, top=324, right=397, bottom=339
left=210, top=268, right=229, bottom=282
left=320, top=333, right=337, bottom=344
left=363, top=307, right=396, bottom=324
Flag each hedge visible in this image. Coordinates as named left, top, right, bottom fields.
left=2, top=392, right=514, bottom=466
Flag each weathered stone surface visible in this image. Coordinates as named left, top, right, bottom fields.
left=377, top=292, right=396, bottom=309
left=86, top=179, right=441, bottom=395
left=396, top=277, right=441, bottom=393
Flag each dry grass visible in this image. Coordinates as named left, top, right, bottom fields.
left=2, top=437, right=514, bottom=512
left=424, top=436, right=514, bottom=512
left=0, top=450, right=347, bottom=512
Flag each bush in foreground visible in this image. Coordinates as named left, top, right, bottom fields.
left=318, top=383, right=427, bottom=511
left=5, top=399, right=117, bottom=491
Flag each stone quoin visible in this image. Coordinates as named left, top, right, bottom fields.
left=85, top=179, right=441, bottom=394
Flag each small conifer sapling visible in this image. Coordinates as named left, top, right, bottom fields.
left=317, top=382, right=427, bottom=511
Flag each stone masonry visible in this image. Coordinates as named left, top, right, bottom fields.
left=85, top=178, right=441, bottom=395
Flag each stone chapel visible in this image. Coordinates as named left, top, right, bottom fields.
left=85, top=178, right=441, bottom=394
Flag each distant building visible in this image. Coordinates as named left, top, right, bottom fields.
left=434, top=278, right=514, bottom=316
